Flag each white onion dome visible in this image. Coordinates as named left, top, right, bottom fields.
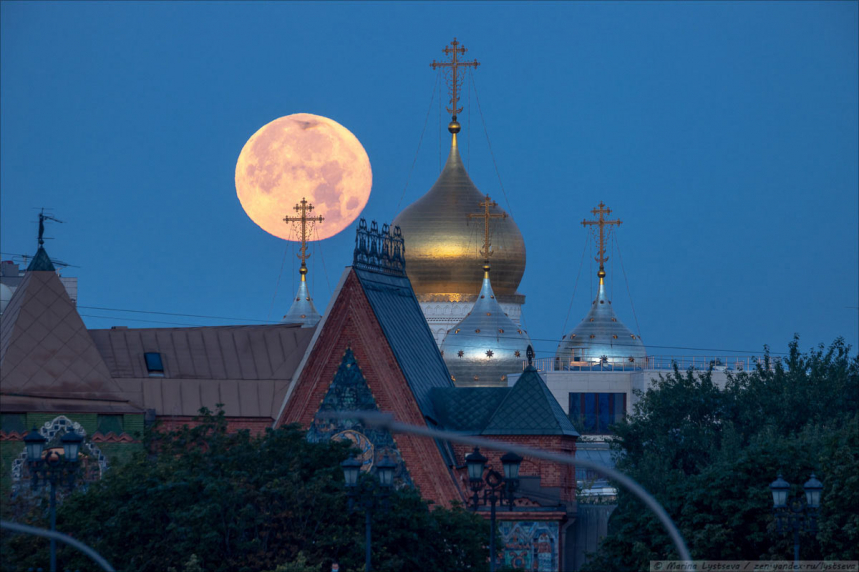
left=392, top=132, right=526, bottom=299
left=555, top=278, right=646, bottom=367
left=440, top=268, right=531, bottom=387
left=281, top=271, right=321, bottom=328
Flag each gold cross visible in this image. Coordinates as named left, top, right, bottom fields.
left=467, top=194, right=507, bottom=267
left=283, top=197, right=324, bottom=280
left=582, top=202, right=622, bottom=279
left=430, top=37, right=480, bottom=120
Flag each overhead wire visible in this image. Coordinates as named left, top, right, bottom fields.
left=74, top=303, right=789, bottom=355
left=471, top=70, right=515, bottom=219
left=267, top=228, right=292, bottom=322
left=395, top=73, right=438, bottom=212
left=615, top=232, right=643, bottom=338
left=560, top=234, right=590, bottom=338
left=313, top=225, right=332, bottom=297
left=80, top=314, right=210, bottom=328
left=77, top=306, right=278, bottom=324
left=438, top=69, right=442, bottom=174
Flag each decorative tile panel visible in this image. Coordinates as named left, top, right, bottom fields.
left=307, top=348, right=413, bottom=486
left=499, top=520, right=559, bottom=572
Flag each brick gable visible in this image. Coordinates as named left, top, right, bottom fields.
left=277, top=269, right=464, bottom=507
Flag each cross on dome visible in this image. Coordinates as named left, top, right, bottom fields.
left=430, top=37, right=480, bottom=123
left=466, top=194, right=507, bottom=272
left=283, top=197, right=324, bottom=282
left=581, top=202, right=622, bottom=280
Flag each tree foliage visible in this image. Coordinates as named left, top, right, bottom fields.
left=2, top=409, right=489, bottom=572
left=582, top=337, right=859, bottom=571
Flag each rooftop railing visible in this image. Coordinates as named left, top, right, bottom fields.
left=527, top=355, right=781, bottom=373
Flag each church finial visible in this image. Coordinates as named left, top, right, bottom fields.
left=581, top=202, right=622, bottom=283
left=467, top=194, right=507, bottom=276
left=283, top=198, right=324, bottom=282
left=430, top=37, right=479, bottom=132
left=37, top=208, right=63, bottom=248
left=526, top=345, right=534, bottom=367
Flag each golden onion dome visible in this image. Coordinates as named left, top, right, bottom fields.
left=440, top=269, right=531, bottom=388
left=392, top=133, right=526, bottom=298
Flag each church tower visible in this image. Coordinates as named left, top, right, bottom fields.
left=281, top=198, right=323, bottom=328
left=392, top=39, right=527, bottom=346
left=556, top=203, right=646, bottom=366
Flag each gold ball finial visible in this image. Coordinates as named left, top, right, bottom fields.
left=448, top=120, right=461, bottom=134
left=598, top=269, right=606, bottom=279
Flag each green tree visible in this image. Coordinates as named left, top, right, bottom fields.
left=2, top=408, right=489, bottom=572
left=582, top=337, right=859, bottom=571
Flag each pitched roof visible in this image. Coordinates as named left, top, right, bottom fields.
left=89, top=323, right=315, bottom=418
left=354, top=267, right=454, bottom=421
left=481, top=365, right=580, bottom=437
left=0, top=269, right=124, bottom=402
left=430, top=387, right=508, bottom=432
left=26, top=247, right=55, bottom=271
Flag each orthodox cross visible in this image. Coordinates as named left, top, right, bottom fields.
left=37, top=208, right=63, bottom=247
left=467, top=194, right=507, bottom=266
left=283, top=198, right=324, bottom=280
left=430, top=37, right=480, bottom=120
left=581, top=202, right=622, bottom=277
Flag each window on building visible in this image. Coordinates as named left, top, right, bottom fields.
left=568, top=393, right=626, bottom=434
left=0, top=413, right=26, bottom=433
left=144, top=352, right=164, bottom=376
left=97, top=414, right=124, bottom=435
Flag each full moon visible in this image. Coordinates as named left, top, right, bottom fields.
left=235, top=113, right=372, bottom=241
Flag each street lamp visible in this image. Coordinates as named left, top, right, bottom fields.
left=770, top=473, right=823, bottom=567
left=340, top=455, right=395, bottom=572
left=465, top=447, right=522, bottom=572
left=24, top=427, right=84, bottom=572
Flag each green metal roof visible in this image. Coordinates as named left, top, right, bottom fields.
left=481, top=366, right=580, bottom=437
left=26, top=247, right=55, bottom=271
left=430, top=387, right=509, bottom=432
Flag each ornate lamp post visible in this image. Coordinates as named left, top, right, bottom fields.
left=341, top=455, right=396, bottom=572
left=770, top=473, right=823, bottom=567
left=24, top=427, right=84, bottom=572
left=464, top=447, right=522, bottom=572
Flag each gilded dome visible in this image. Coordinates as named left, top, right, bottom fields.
left=440, top=270, right=531, bottom=387
left=555, top=278, right=646, bottom=367
left=392, top=134, right=526, bottom=298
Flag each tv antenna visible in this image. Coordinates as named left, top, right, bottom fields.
left=36, top=208, right=63, bottom=247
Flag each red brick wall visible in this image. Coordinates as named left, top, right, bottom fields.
left=452, top=435, right=577, bottom=502
left=277, top=270, right=465, bottom=508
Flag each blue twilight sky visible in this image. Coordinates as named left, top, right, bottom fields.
left=2, top=1, right=857, bottom=359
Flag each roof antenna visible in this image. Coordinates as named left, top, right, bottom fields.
left=37, top=208, right=63, bottom=247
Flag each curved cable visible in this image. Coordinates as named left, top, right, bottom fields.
left=1, top=520, right=116, bottom=571
left=319, top=411, right=693, bottom=565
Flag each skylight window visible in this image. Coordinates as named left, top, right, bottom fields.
left=144, top=352, right=164, bottom=376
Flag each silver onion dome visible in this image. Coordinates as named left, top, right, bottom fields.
left=281, top=274, right=321, bottom=328
left=441, top=269, right=531, bottom=387
left=555, top=278, right=645, bottom=367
